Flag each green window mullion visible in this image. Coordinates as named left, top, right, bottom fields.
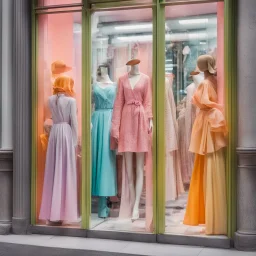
left=81, top=0, right=92, bottom=230
left=154, top=0, right=166, bottom=234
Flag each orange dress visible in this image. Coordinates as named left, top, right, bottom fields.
left=183, top=75, right=227, bottom=235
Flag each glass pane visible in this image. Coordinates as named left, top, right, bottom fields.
left=90, top=8, right=154, bottom=233
left=36, top=12, right=82, bottom=227
left=37, top=0, right=81, bottom=6
left=164, top=2, right=226, bottom=236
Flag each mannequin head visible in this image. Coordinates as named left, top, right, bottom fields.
left=53, top=75, right=75, bottom=97
left=127, top=59, right=141, bottom=75
left=97, top=64, right=112, bottom=83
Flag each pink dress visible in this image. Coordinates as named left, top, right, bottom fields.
left=111, top=73, right=153, bottom=153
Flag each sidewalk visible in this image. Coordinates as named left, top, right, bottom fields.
left=0, top=234, right=255, bottom=256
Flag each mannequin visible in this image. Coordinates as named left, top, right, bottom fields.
left=91, top=65, right=117, bottom=218
left=183, top=55, right=227, bottom=235
left=127, top=60, right=152, bottom=220
left=97, top=65, right=113, bottom=85
left=39, top=75, right=78, bottom=224
left=111, top=59, right=153, bottom=221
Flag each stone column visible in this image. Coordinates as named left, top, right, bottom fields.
left=235, top=0, right=256, bottom=251
left=0, top=0, right=14, bottom=235
left=12, top=0, right=32, bottom=234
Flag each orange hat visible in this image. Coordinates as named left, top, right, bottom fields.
left=51, top=60, right=72, bottom=75
left=126, top=59, right=141, bottom=66
left=53, top=75, right=75, bottom=97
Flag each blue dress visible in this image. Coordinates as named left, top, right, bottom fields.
left=91, top=83, right=117, bottom=217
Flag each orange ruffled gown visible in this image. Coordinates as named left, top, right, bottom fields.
left=183, top=75, right=227, bottom=235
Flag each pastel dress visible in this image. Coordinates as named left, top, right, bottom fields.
left=165, top=78, right=184, bottom=201
left=111, top=73, right=153, bottom=152
left=183, top=75, right=227, bottom=235
left=39, top=94, right=78, bottom=222
left=91, top=83, right=117, bottom=218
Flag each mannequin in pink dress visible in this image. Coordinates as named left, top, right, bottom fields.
left=111, top=59, right=153, bottom=221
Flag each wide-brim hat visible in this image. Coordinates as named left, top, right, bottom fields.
left=51, top=60, right=72, bottom=75
left=126, top=59, right=141, bottom=66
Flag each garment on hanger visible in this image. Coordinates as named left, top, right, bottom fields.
left=183, top=75, right=227, bottom=235
left=177, top=98, right=190, bottom=185
left=184, top=82, right=197, bottom=179
left=39, top=93, right=78, bottom=222
left=111, top=73, right=153, bottom=153
left=165, top=77, right=184, bottom=201
left=91, top=83, right=117, bottom=217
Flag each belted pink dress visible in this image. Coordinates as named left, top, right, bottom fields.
left=111, top=73, right=153, bottom=153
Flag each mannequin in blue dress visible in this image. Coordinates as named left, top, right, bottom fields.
left=91, top=66, right=117, bottom=218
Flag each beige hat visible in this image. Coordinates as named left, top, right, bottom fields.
left=190, top=55, right=216, bottom=75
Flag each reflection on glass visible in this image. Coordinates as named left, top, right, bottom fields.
left=36, top=12, right=82, bottom=228
left=164, top=2, right=226, bottom=236
left=38, top=0, right=81, bottom=6
left=90, top=9, right=153, bottom=233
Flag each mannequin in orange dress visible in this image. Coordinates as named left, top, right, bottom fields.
left=183, top=55, right=227, bottom=235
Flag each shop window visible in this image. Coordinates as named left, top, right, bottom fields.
left=90, top=9, right=154, bottom=233
left=164, top=2, right=226, bottom=236
left=37, top=0, right=81, bottom=6
left=36, top=12, right=82, bottom=227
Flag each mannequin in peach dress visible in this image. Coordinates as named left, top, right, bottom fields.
left=183, top=55, right=227, bottom=235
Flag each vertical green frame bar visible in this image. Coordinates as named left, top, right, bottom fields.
left=153, top=0, right=166, bottom=234
left=31, top=0, right=38, bottom=225
left=81, top=0, right=92, bottom=229
left=225, top=0, right=237, bottom=238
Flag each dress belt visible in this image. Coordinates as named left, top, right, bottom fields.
left=54, top=121, right=69, bottom=125
left=126, top=100, right=143, bottom=116
left=95, top=108, right=113, bottom=110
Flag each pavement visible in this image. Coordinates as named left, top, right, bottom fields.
left=0, top=234, right=256, bottom=256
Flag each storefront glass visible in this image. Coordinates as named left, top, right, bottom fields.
left=90, top=8, right=154, bottom=233
left=164, top=2, right=226, bottom=236
left=33, top=0, right=228, bottom=239
left=36, top=11, right=82, bottom=227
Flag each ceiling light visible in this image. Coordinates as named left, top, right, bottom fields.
left=179, top=18, right=208, bottom=25
left=117, top=35, right=152, bottom=42
left=200, top=41, right=207, bottom=45
left=115, top=24, right=152, bottom=30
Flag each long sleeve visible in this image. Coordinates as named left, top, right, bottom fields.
left=70, top=99, right=78, bottom=147
left=111, top=78, right=125, bottom=139
left=143, top=77, right=153, bottom=119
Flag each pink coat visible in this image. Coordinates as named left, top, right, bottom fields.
left=111, top=73, right=153, bottom=153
